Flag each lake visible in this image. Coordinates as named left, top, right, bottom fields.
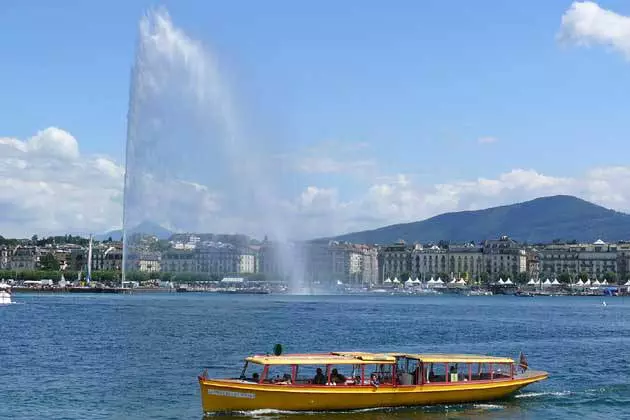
left=2, top=293, right=629, bottom=419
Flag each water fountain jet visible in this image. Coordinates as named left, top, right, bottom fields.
left=122, top=8, right=306, bottom=292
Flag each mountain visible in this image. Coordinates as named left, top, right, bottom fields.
left=96, top=221, right=173, bottom=241
left=328, top=195, right=630, bottom=244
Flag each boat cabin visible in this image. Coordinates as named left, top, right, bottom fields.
left=238, top=353, right=396, bottom=386
left=236, top=352, right=515, bottom=387
left=391, top=353, right=515, bottom=385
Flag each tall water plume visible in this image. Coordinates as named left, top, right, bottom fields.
left=122, top=8, right=305, bottom=291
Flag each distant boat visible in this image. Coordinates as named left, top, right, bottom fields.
left=0, top=283, right=13, bottom=305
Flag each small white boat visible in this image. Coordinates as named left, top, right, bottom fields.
left=0, top=283, right=13, bottom=304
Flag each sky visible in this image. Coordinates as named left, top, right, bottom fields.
left=1, top=0, right=629, bottom=239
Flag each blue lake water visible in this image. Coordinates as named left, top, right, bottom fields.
left=2, top=293, right=629, bottom=419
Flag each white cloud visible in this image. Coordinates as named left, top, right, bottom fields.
left=0, top=127, right=122, bottom=237
left=1, top=127, right=80, bottom=160
left=559, top=1, right=630, bottom=59
left=0, top=127, right=225, bottom=238
left=477, top=136, right=498, bottom=144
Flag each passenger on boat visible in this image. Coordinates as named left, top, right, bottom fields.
left=251, top=372, right=259, bottom=382
left=276, top=373, right=292, bottom=384
left=370, top=373, right=379, bottom=388
left=330, top=368, right=346, bottom=384
left=312, top=368, right=326, bottom=385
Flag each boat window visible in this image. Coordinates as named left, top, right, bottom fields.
left=263, top=365, right=293, bottom=384
left=329, top=365, right=356, bottom=385
left=396, top=358, right=419, bottom=385
left=363, top=364, right=392, bottom=385
left=378, top=364, right=393, bottom=384
left=425, top=362, right=447, bottom=383
left=492, top=363, right=512, bottom=380
left=240, top=362, right=263, bottom=383
left=292, top=365, right=327, bottom=385
left=447, top=363, right=466, bottom=382
left=470, top=363, right=491, bottom=381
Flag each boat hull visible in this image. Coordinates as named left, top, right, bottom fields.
left=199, top=371, right=548, bottom=412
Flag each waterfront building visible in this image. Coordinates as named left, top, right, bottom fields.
left=161, top=249, right=196, bottom=273
left=481, top=236, right=527, bottom=278
left=384, top=236, right=527, bottom=282
left=360, top=245, right=379, bottom=286
left=7, top=246, right=39, bottom=270
left=526, top=251, right=540, bottom=280
left=162, top=242, right=255, bottom=275
left=538, top=239, right=620, bottom=280
left=411, top=243, right=484, bottom=281
left=379, top=241, right=412, bottom=282
left=136, top=252, right=161, bottom=273
left=0, top=246, right=9, bottom=269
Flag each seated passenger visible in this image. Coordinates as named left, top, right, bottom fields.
left=312, top=368, right=326, bottom=385
left=251, top=372, right=260, bottom=383
left=331, top=368, right=346, bottom=384
left=370, top=373, right=380, bottom=388
left=275, top=373, right=292, bottom=384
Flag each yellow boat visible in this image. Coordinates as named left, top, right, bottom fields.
left=198, top=350, right=548, bottom=413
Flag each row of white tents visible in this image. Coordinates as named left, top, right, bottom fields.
left=384, top=277, right=468, bottom=286
left=381, top=276, right=630, bottom=287
left=526, top=278, right=627, bottom=287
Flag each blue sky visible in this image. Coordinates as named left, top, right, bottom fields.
left=1, top=1, right=629, bottom=238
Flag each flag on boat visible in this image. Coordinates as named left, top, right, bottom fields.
left=518, top=352, right=528, bottom=372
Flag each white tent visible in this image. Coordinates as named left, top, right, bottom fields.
left=576, top=279, right=584, bottom=286
left=505, top=279, right=513, bottom=285
left=427, top=279, right=436, bottom=284
left=584, top=279, right=591, bottom=286
left=543, top=279, right=552, bottom=285
left=602, top=280, right=608, bottom=285
left=405, top=278, right=414, bottom=286
left=592, top=280, right=601, bottom=286
left=497, top=279, right=505, bottom=285
left=413, top=278, right=421, bottom=284
left=527, top=279, right=537, bottom=285
left=625, top=280, right=630, bottom=286
left=457, top=279, right=466, bottom=285
left=384, top=278, right=392, bottom=283
left=393, top=277, right=400, bottom=283
left=449, top=278, right=457, bottom=284
left=551, top=279, right=560, bottom=285
left=436, top=278, right=444, bottom=284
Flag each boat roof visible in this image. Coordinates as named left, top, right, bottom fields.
left=245, top=352, right=396, bottom=366
left=390, top=353, right=514, bottom=364
left=244, top=351, right=512, bottom=365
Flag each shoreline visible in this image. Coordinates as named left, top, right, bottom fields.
left=8, top=287, right=625, bottom=297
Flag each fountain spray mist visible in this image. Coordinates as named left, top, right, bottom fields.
left=122, top=8, right=306, bottom=291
